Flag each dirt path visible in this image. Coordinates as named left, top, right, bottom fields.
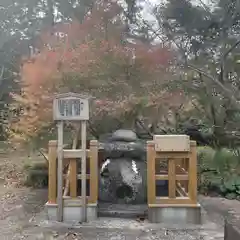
left=199, top=195, right=240, bottom=228
left=0, top=186, right=47, bottom=239
left=0, top=185, right=225, bottom=240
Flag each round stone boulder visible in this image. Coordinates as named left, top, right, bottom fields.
left=110, top=129, right=138, bottom=142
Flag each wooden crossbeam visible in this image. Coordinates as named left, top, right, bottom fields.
left=156, top=152, right=191, bottom=159
left=155, top=174, right=188, bottom=181
left=63, top=149, right=90, bottom=159
left=176, top=182, right=188, bottom=197
left=154, top=197, right=194, bottom=205
left=63, top=174, right=90, bottom=179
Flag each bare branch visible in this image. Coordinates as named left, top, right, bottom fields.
left=188, top=64, right=239, bottom=107
left=197, top=0, right=212, bottom=13
left=223, top=39, right=240, bottom=60
left=0, top=66, right=4, bottom=80
left=38, top=148, right=48, bottom=164
left=87, top=120, right=99, bottom=139
left=136, top=118, right=153, bottom=136
left=140, top=3, right=240, bottom=108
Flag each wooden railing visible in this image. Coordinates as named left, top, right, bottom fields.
left=48, top=140, right=98, bottom=205
left=147, top=138, right=197, bottom=206
left=49, top=135, right=197, bottom=208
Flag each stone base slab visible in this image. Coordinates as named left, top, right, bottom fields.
left=224, top=218, right=240, bottom=240
left=46, top=199, right=97, bottom=223
left=148, top=204, right=201, bottom=224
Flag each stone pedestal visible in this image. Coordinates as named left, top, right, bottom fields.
left=46, top=199, right=97, bottom=223
left=224, top=218, right=240, bottom=240
left=148, top=203, right=202, bottom=224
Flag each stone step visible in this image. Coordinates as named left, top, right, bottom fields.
left=98, top=203, right=147, bottom=218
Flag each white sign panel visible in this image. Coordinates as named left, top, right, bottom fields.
left=154, top=135, right=190, bottom=152
left=53, top=93, right=89, bottom=121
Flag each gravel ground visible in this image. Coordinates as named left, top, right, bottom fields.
left=0, top=150, right=229, bottom=240
left=0, top=186, right=225, bottom=240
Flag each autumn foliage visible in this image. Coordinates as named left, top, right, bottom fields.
left=9, top=0, right=176, bottom=143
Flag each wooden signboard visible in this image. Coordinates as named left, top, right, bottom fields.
left=154, top=135, right=190, bottom=152
left=53, top=92, right=89, bottom=222
left=53, top=92, right=89, bottom=121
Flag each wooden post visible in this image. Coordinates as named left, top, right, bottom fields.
left=147, top=141, right=156, bottom=205
left=81, top=120, right=87, bottom=222
left=183, top=158, right=189, bottom=193
left=89, top=140, right=98, bottom=204
left=53, top=92, right=90, bottom=222
left=188, top=141, right=197, bottom=204
left=69, top=159, right=77, bottom=198
left=168, top=159, right=176, bottom=198
left=65, top=126, right=80, bottom=198
left=48, top=140, right=57, bottom=203
left=57, top=121, right=64, bottom=222
left=183, top=158, right=188, bottom=171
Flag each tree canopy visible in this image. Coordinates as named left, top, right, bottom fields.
left=0, top=0, right=238, bottom=147
left=8, top=0, right=176, bottom=144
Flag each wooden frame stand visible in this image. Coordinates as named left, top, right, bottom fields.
left=46, top=139, right=98, bottom=223
left=147, top=135, right=201, bottom=224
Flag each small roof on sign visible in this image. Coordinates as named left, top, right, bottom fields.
left=54, top=92, right=91, bottom=99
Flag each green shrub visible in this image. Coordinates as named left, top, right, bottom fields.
left=197, top=146, right=216, bottom=171
left=24, top=157, right=48, bottom=188
left=197, top=146, right=240, bottom=199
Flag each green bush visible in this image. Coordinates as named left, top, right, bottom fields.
left=197, top=146, right=216, bottom=171
left=24, top=157, right=48, bottom=188
left=197, top=146, right=240, bottom=199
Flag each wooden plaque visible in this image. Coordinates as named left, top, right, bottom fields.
left=53, top=92, right=89, bottom=121
left=154, top=135, right=190, bottom=152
